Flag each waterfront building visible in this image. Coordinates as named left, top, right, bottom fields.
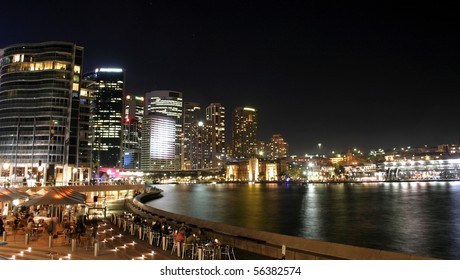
left=225, top=157, right=286, bottom=181
left=383, top=156, right=460, bottom=181
left=231, top=106, right=257, bottom=159
left=0, top=41, right=92, bottom=186
left=83, top=68, right=124, bottom=169
left=203, top=103, right=226, bottom=169
left=144, top=90, right=183, bottom=171
left=183, top=102, right=203, bottom=170
left=122, top=94, right=144, bottom=170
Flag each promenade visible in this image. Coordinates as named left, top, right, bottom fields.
left=0, top=213, right=180, bottom=260
left=0, top=199, right=268, bottom=260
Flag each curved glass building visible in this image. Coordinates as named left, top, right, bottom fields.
left=0, top=41, right=90, bottom=186
left=143, top=90, right=183, bottom=171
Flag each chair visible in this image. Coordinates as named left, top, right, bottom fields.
left=221, top=245, right=236, bottom=260
left=171, top=241, right=180, bottom=256
left=202, top=244, right=215, bottom=260
left=149, top=231, right=161, bottom=246
left=182, top=243, right=195, bottom=259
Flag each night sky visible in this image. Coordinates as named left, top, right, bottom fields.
left=1, top=1, right=459, bottom=155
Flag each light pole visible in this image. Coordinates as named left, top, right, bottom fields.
left=318, top=143, right=322, bottom=157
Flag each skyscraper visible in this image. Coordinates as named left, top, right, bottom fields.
left=231, top=106, right=257, bottom=159
left=122, top=94, right=144, bottom=169
left=203, top=103, right=226, bottom=169
left=83, top=68, right=124, bottom=169
left=268, top=134, right=289, bottom=159
left=144, top=90, right=183, bottom=171
left=0, top=41, right=91, bottom=185
left=183, top=102, right=202, bottom=170
left=141, top=113, right=176, bottom=171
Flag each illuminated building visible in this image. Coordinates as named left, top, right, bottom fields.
left=183, top=102, right=202, bottom=170
left=203, top=103, right=226, bottom=169
left=268, top=134, right=289, bottom=159
left=231, top=106, right=257, bottom=159
left=83, top=67, right=124, bottom=169
left=225, top=158, right=284, bottom=181
left=141, top=113, right=176, bottom=171
left=0, top=41, right=91, bottom=185
left=144, top=90, right=183, bottom=171
left=122, top=94, right=144, bottom=169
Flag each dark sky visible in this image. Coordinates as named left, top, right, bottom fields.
left=2, top=1, right=460, bottom=155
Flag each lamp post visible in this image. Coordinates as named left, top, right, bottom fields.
left=318, top=143, right=322, bottom=157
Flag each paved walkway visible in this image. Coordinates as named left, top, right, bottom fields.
left=1, top=200, right=269, bottom=260
left=0, top=218, right=181, bottom=260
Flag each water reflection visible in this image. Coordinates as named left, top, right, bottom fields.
left=146, top=182, right=460, bottom=259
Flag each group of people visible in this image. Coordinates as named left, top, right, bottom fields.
left=63, top=218, right=86, bottom=243
left=149, top=219, right=209, bottom=246
left=1, top=211, right=57, bottom=239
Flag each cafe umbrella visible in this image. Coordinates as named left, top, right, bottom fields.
left=0, top=188, right=30, bottom=202
left=22, top=187, right=86, bottom=206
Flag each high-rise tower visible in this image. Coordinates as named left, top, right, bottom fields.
left=268, top=134, right=289, bottom=159
left=143, top=90, right=183, bottom=171
left=122, top=94, right=144, bottom=169
left=83, top=68, right=124, bottom=169
left=204, top=103, right=226, bottom=169
left=0, top=41, right=91, bottom=185
left=231, top=106, right=257, bottom=159
left=183, top=102, right=202, bottom=170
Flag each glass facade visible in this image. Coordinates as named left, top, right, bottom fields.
left=0, top=41, right=89, bottom=186
left=83, top=68, right=124, bottom=169
left=141, top=113, right=176, bottom=171
left=144, top=90, right=183, bottom=171
left=122, top=94, right=143, bottom=169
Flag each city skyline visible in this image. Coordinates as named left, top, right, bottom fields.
left=1, top=1, right=459, bottom=155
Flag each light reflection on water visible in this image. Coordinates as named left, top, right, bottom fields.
left=145, top=181, right=460, bottom=259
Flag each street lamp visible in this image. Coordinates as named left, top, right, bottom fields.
left=318, top=143, right=322, bottom=156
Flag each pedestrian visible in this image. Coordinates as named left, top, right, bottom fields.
left=0, top=216, right=5, bottom=236
left=47, top=217, right=56, bottom=236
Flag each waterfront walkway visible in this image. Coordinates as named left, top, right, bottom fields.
left=0, top=199, right=268, bottom=260
left=0, top=218, right=180, bottom=260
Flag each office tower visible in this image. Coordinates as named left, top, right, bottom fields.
left=0, top=41, right=91, bottom=185
left=122, top=94, right=144, bottom=169
left=203, top=103, right=226, bottom=169
left=183, top=102, right=202, bottom=170
left=141, top=113, right=176, bottom=171
left=144, top=90, right=183, bottom=171
left=231, top=106, right=257, bottom=159
left=83, top=68, right=124, bottom=169
left=268, top=134, right=289, bottom=159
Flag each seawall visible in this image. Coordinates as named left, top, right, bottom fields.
left=130, top=191, right=437, bottom=260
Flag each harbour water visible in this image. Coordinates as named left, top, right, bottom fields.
left=145, top=181, right=460, bottom=260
